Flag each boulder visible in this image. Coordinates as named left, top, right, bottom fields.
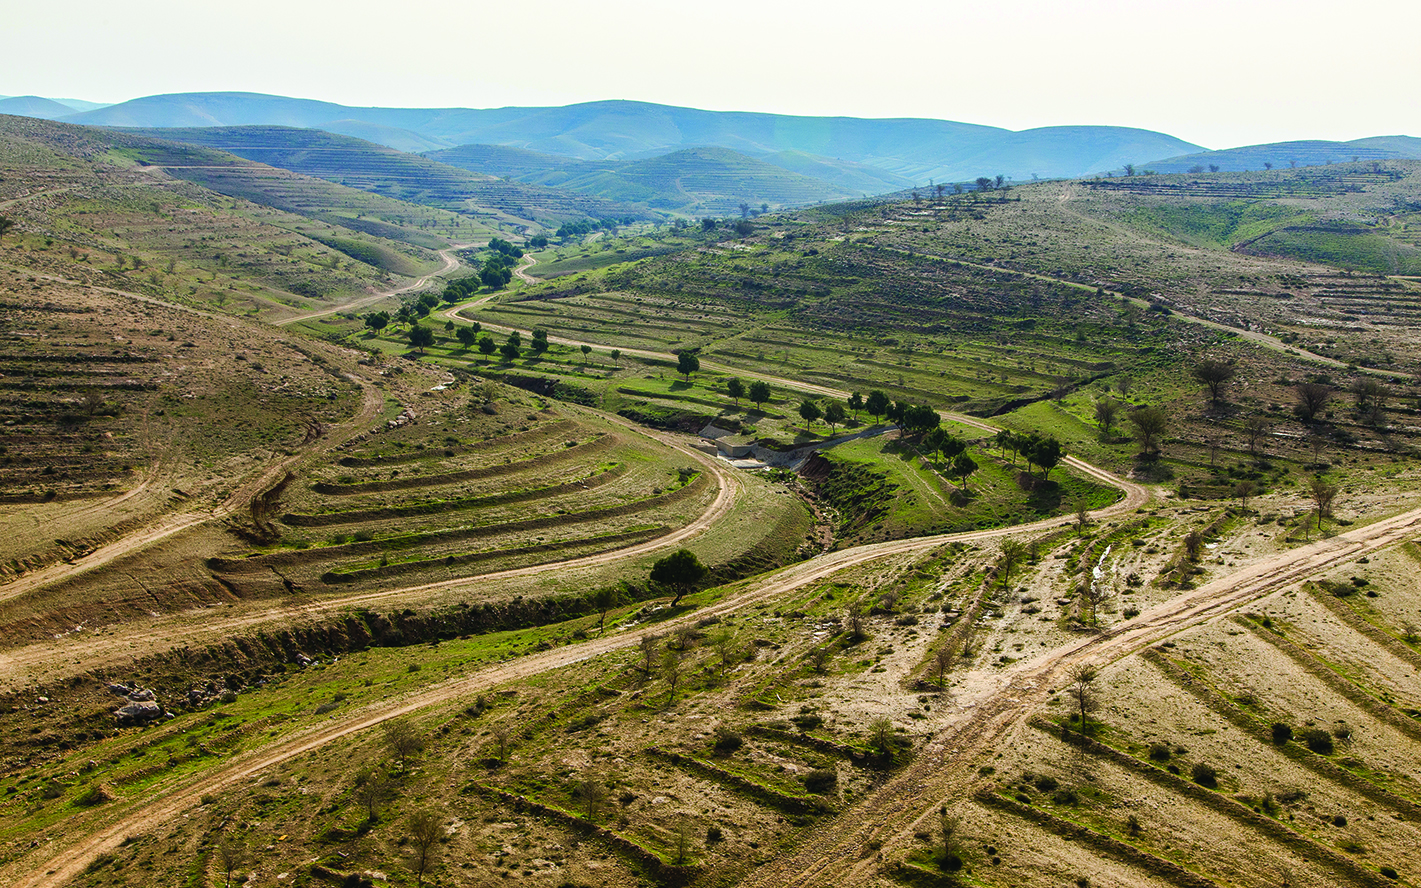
left=115, top=700, right=162, bottom=725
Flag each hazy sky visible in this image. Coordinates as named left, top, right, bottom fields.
left=4, top=0, right=1417, bottom=149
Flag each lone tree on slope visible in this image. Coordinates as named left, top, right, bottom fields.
left=677, top=350, right=700, bottom=381
left=650, top=549, right=708, bottom=606
left=1192, top=359, right=1237, bottom=404
left=748, top=380, right=771, bottom=409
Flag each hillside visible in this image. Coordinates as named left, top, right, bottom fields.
left=62, top=91, right=1206, bottom=182
left=0, top=96, right=76, bottom=119
left=117, top=125, right=653, bottom=228
left=1145, top=136, right=1421, bottom=173
left=430, top=144, right=859, bottom=214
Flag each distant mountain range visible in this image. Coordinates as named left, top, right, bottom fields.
left=32, top=91, right=1202, bottom=183
left=1, top=90, right=1417, bottom=213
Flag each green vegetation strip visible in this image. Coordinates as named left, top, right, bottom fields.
left=1233, top=616, right=1421, bottom=742
left=976, top=788, right=1222, bottom=888
left=283, top=464, right=626, bottom=527
left=212, top=472, right=708, bottom=571
left=743, top=725, right=872, bottom=764
left=1302, top=584, right=1421, bottom=671
left=312, top=434, right=614, bottom=495
left=467, top=782, right=700, bottom=882
left=321, top=526, right=666, bottom=584
left=1142, top=648, right=1421, bottom=818
left=335, top=418, right=578, bottom=467
left=645, top=746, right=829, bottom=816
left=1024, top=719, right=1395, bottom=888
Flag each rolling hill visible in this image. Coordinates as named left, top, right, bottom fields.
left=0, top=96, right=77, bottom=120
left=428, top=144, right=865, bottom=214
left=1144, top=136, right=1421, bottom=173
left=117, top=125, right=654, bottom=226
left=62, top=91, right=1206, bottom=183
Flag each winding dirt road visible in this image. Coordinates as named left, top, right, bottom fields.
left=275, top=243, right=476, bottom=327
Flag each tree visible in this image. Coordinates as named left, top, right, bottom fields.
left=824, top=401, right=847, bottom=433
left=1243, top=415, right=1270, bottom=459
left=650, top=549, right=708, bottom=606
left=384, top=720, right=425, bottom=768
left=1234, top=479, right=1259, bottom=511
left=726, top=376, right=745, bottom=406
left=637, top=634, right=663, bottom=679
left=580, top=343, right=592, bottom=362
left=1192, top=359, right=1236, bottom=404
left=407, top=325, right=435, bottom=354
left=499, top=340, right=519, bottom=361
left=1295, top=382, right=1332, bottom=422
left=364, top=311, right=390, bottom=333
left=407, top=809, right=443, bottom=886
left=1094, top=398, right=1120, bottom=439
left=530, top=328, right=549, bottom=354
left=1027, top=436, right=1063, bottom=478
left=1123, top=163, right=1136, bottom=176
left=974, top=176, right=993, bottom=192
left=1080, top=578, right=1110, bottom=627
left=456, top=325, right=478, bottom=349
left=869, top=716, right=896, bottom=762
left=0, top=216, right=14, bottom=242
left=574, top=772, right=609, bottom=822
left=353, top=767, right=396, bottom=822
left=610, top=348, right=622, bottom=364
left=996, top=539, right=1027, bottom=590
left=490, top=724, right=513, bottom=761
left=217, top=839, right=250, bottom=888
left=798, top=398, right=822, bottom=428
left=847, top=391, right=863, bottom=419
left=865, top=389, right=890, bottom=421
left=748, top=380, right=771, bottom=409
left=1309, top=476, right=1339, bottom=533
left=950, top=452, right=977, bottom=491
left=1127, top=406, right=1168, bottom=458
left=677, top=350, right=700, bottom=381
left=477, top=336, right=496, bottom=355
left=661, top=648, right=684, bottom=704
left=591, top=585, right=624, bottom=634
left=932, top=644, right=955, bottom=689
left=1067, top=663, right=1099, bottom=733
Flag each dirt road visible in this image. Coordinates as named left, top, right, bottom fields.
left=740, top=501, right=1421, bottom=888
left=275, top=242, right=475, bottom=327
left=8, top=490, right=1416, bottom=888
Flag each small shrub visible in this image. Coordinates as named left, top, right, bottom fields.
left=791, top=713, right=824, bottom=731
left=1333, top=814, right=1348, bottom=827
left=1302, top=728, right=1334, bottom=754
left=1191, top=762, right=1218, bottom=788
left=1148, top=743, right=1171, bottom=762
left=1380, top=866, right=1399, bottom=879
left=1271, top=722, right=1293, bottom=744
left=1051, top=788, right=1078, bottom=805
left=1126, top=813, right=1141, bottom=835
left=1034, top=774, right=1058, bottom=792
left=706, top=825, right=723, bottom=843
left=803, top=768, right=838, bottom=794
left=711, top=727, right=743, bottom=755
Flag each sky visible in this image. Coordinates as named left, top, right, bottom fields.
left=3, top=0, right=1418, bottom=149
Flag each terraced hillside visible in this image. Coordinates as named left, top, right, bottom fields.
left=120, top=126, right=654, bottom=229
left=0, top=116, right=461, bottom=319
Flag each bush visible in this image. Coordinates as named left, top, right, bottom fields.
left=1380, top=866, right=1399, bottom=879
left=791, top=713, right=824, bottom=731
left=1333, top=814, right=1348, bottom=827
left=711, top=727, right=743, bottom=755
left=1148, top=743, right=1171, bottom=761
left=1034, top=774, right=1058, bottom=792
left=1302, top=728, right=1334, bottom=754
left=803, top=768, right=838, bottom=794
left=1190, top=762, right=1218, bottom=788
left=1271, top=722, right=1293, bottom=744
